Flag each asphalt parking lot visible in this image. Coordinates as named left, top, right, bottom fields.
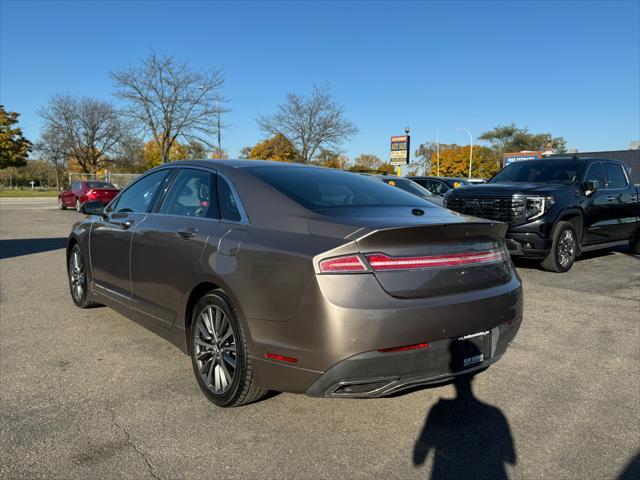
left=1, top=197, right=639, bottom=480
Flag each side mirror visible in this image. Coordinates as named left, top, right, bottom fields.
left=584, top=180, right=599, bottom=194
left=81, top=200, right=105, bottom=216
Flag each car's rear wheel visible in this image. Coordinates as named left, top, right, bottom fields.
left=75, top=198, right=81, bottom=212
left=58, top=197, right=67, bottom=210
left=541, top=221, right=577, bottom=272
left=189, top=291, right=267, bottom=407
left=68, top=244, right=97, bottom=308
left=630, top=235, right=640, bottom=255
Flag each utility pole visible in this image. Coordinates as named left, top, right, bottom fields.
left=436, top=127, right=440, bottom=176
left=457, top=127, right=473, bottom=178
left=216, top=98, right=222, bottom=156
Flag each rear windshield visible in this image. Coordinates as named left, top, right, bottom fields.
left=490, top=160, right=583, bottom=185
left=86, top=181, right=115, bottom=189
left=381, top=178, right=433, bottom=199
left=250, top=166, right=436, bottom=210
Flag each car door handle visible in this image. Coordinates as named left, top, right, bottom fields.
left=177, top=227, right=199, bottom=239
left=606, top=196, right=615, bottom=201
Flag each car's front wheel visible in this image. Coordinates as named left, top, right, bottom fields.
left=541, top=221, right=578, bottom=272
left=189, top=291, right=267, bottom=407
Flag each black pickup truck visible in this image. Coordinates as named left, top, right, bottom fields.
left=443, top=157, right=639, bottom=272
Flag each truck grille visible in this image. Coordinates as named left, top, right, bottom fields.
left=445, top=195, right=525, bottom=224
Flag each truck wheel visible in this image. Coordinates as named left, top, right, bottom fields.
left=541, top=221, right=578, bottom=273
left=630, top=236, right=640, bottom=255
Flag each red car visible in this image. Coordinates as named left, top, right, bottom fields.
left=58, top=181, right=120, bottom=211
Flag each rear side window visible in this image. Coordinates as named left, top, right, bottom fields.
left=250, top=166, right=434, bottom=210
left=585, top=163, right=606, bottom=187
left=604, top=163, right=628, bottom=189
left=217, top=176, right=243, bottom=222
left=159, top=169, right=218, bottom=218
left=86, top=181, right=115, bottom=189
left=112, top=169, right=169, bottom=213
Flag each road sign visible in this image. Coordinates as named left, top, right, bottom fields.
left=390, top=135, right=410, bottom=166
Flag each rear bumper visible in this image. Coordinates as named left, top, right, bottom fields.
left=305, top=318, right=521, bottom=398
left=248, top=274, right=523, bottom=394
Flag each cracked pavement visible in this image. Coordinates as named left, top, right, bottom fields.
left=1, top=198, right=639, bottom=479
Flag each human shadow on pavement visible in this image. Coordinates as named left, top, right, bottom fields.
left=413, top=341, right=516, bottom=480
left=618, top=452, right=640, bottom=480
left=0, top=237, right=67, bottom=260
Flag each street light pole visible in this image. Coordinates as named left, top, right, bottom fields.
left=216, top=98, right=222, bottom=155
left=457, top=127, right=473, bottom=178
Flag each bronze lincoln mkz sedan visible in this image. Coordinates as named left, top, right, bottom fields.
left=67, top=160, right=522, bottom=407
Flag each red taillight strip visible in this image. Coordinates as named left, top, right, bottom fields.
left=264, top=353, right=298, bottom=363
left=319, top=255, right=367, bottom=273
left=365, top=251, right=503, bottom=271
left=378, top=342, right=430, bottom=353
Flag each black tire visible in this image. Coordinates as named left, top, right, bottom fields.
left=540, top=221, right=578, bottom=272
left=189, top=290, right=267, bottom=407
left=68, top=244, right=97, bottom=308
left=630, top=235, right=640, bottom=255
left=58, top=197, right=67, bottom=210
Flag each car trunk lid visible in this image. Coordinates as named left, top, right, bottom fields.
left=352, top=221, right=510, bottom=299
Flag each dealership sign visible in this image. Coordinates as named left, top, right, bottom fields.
left=390, top=135, right=410, bottom=166
left=503, top=151, right=543, bottom=167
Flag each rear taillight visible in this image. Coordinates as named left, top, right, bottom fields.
left=87, top=189, right=95, bottom=199
left=319, top=255, right=367, bottom=273
left=365, top=250, right=504, bottom=271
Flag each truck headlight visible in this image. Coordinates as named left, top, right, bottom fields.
left=525, top=196, right=554, bottom=220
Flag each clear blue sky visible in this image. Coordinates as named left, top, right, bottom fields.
left=1, top=0, right=639, bottom=161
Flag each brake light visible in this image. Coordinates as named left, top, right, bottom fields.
left=87, top=189, right=95, bottom=199
left=365, top=250, right=504, bottom=270
left=319, top=255, right=367, bottom=273
left=379, top=342, right=430, bottom=353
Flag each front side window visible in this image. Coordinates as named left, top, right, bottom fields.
left=430, top=180, right=449, bottom=195
left=111, top=169, right=169, bottom=213
left=604, top=163, right=628, bottom=189
left=159, top=169, right=218, bottom=218
left=584, top=163, right=606, bottom=188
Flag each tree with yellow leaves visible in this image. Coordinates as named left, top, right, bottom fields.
left=430, top=144, right=499, bottom=179
left=249, top=134, right=298, bottom=162
left=144, top=139, right=189, bottom=168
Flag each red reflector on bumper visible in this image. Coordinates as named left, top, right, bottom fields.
left=265, top=353, right=298, bottom=363
left=378, top=342, right=430, bottom=353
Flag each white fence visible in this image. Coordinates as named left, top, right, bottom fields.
left=68, top=172, right=140, bottom=189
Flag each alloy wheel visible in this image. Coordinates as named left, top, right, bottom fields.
left=557, top=229, right=576, bottom=268
left=194, top=305, right=237, bottom=394
left=69, top=249, right=86, bottom=302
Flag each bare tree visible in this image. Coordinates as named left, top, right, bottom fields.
left=39, top=95, right=126, bottom=173
left=258, top=85, right=358, bottom=163
left=35, top=125, right=69, bottom=190
left=111, top=53, right=226, bottom=164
